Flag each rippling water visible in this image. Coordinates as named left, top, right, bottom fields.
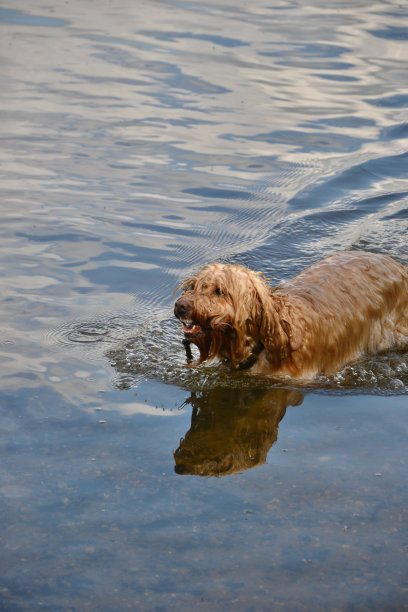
left=1, top=1, right=408, bottom=610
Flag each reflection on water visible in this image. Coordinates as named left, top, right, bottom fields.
left=175, top=387, right=302, bottom=476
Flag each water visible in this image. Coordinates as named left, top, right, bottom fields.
left=1, top=1, right=408, bottom=610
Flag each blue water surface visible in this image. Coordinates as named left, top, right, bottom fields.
left=0, top=1, right=407, bottom=610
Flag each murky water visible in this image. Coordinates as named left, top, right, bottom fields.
left=1, top=1, right=408, bottom=610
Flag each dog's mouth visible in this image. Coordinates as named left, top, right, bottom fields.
left=177, top=317, right=214, bottom=367
left=180, top=319, right=204, bottom=338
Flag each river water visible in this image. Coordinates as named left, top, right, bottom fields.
left=1, top=1, right=408, bottom=610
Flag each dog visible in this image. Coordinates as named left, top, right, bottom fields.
left=174, top=251, right=408, bottom=380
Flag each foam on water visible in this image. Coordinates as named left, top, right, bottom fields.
left=106, top=316, right=408, bottom=395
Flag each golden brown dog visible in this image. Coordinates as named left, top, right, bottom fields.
left=174, top=251, right=408, bottom=380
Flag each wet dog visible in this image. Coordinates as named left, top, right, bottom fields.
left=174, top=251, right=408, bottom=380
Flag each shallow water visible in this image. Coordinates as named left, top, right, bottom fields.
left=1, top=1, right=408, bottom=610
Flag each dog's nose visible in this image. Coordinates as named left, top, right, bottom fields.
left=174, top=298, right=190, bottom=319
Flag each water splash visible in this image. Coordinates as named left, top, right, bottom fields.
left=107, top=316, right=408, bottom=395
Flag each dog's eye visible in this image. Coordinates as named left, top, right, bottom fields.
left=214, top=287, right=222, bottom=296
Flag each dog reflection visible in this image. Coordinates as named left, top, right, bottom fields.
left=174, top=387, right=303, bottom=477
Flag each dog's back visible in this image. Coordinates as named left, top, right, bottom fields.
left=271, top=251, right=408, bottom=378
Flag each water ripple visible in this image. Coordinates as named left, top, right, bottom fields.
left=107, top=317, right=408, bottom=395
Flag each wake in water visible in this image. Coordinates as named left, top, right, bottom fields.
left=106, top=316, right=408, bottom=394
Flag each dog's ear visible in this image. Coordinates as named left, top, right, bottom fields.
left=258, top=298, right=291, bottom=361
left=255, top=284, right=303, bottom=362
left=278, top=304, right=303, bottom=352
left=247, top=273, right=289, bottom=360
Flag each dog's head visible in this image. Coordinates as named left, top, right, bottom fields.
left=174, top=263, right=287, bottom=368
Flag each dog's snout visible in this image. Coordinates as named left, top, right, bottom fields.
left=174, top=298, right=190, bottom=319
